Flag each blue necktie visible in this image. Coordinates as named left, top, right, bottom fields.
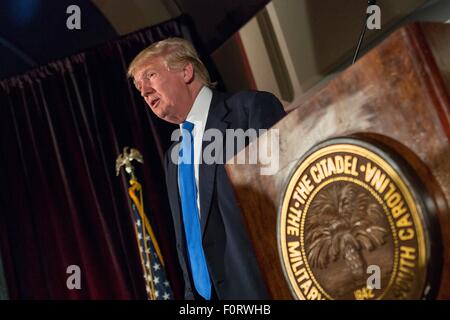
left=178, top=121, right=211, bottom=299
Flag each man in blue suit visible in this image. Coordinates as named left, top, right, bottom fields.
left=128, top=38, right=286, bottom=299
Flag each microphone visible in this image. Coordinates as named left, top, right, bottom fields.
left=352, top=0, right=378, bottom=64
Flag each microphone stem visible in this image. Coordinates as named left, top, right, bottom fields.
left=352, top=13, right=369, bottom=64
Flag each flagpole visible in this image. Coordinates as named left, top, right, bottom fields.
left=116, top=147, right=173, bottom=300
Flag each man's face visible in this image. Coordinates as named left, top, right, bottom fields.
left=132, top=56, right=192, bottom=124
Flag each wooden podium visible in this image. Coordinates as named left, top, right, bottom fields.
left=225, top=22, right=450, bottom=300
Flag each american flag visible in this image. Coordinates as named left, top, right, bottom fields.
left=129, top=180, right=173, bottom=300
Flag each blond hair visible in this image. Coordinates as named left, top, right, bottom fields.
left=127, top=37, right=213, bottom=87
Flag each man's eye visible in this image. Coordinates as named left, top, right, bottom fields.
left=145, top=72, right=156, bottom=80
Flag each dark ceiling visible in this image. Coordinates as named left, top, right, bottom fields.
left=0, top=0, right=117, bottom=78
left=0, top=0, right=270, bottom=80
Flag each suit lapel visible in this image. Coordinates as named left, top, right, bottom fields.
left=166, top=143, right=185, bottom=249
left=199, top=90, right=231, bottom=236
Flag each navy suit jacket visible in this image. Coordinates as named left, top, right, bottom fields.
left=164, top=90, right=286, bottom=299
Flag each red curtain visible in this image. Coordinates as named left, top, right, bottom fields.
left=0, top=16, right=201, bottom=299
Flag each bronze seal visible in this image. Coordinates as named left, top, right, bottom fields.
left=278, top=137, right=438, bottom=300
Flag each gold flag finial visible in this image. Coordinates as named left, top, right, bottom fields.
left=115, top=147, right=144, bottom=180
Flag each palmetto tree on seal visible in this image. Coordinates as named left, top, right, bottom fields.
left=305, top=183, right=387, bottom=278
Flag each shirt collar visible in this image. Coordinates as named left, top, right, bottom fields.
left=180, top=86, right=212, bottom=131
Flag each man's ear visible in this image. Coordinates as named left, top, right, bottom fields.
left=183, top=63, right=194, bottom=84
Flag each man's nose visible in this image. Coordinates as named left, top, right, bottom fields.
left=141, top=82, right=155, bottom=98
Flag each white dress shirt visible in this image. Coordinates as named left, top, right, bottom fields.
left=179, top=86, right=212, bottom=216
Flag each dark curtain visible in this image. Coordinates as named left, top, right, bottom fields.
left=0, top=16, right=206, bottom=299
left=0, top=254, right=7, bottom=299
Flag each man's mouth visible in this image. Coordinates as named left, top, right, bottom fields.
left=150, top=97, right=160, bottom=108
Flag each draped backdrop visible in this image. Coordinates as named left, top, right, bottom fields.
left=0, top=15, right=213, bottom=299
